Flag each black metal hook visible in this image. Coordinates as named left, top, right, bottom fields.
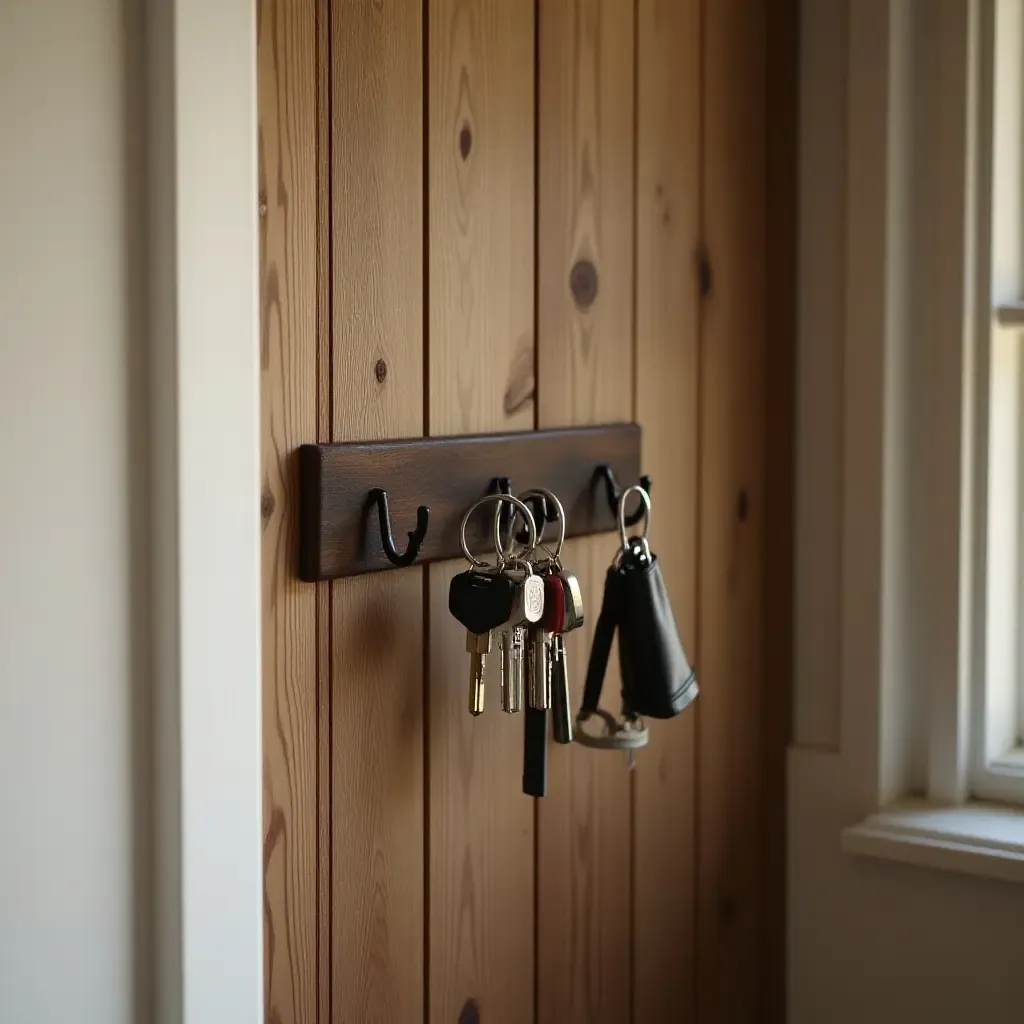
left=490, top=477, right=513, bottom=540
left=596, top=466, right=653, bottom=527
left=368, top=489, right=429, bottom=567
left=490, top=478, right=552, bottom=546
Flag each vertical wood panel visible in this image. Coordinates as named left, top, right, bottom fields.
left=535, top=1, right=635, bottom=1022
left=330, top=3, right=425, bottom=1022
left=259, top=0, right=319, bottom=1021
left=698, top=1, right=768, bottom=1020
left=632, top=0, right=702, bottom=1021
left=427, top=3, right=536, bottom=1022
left=316, top=4, right=331, bottom=1019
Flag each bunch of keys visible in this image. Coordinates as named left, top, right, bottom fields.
left=448, top=493, right=545, bottom=716
left=494, top=488, right=585, bottom=797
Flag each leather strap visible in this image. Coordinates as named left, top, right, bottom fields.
left=581, top=566, right=623, bottom=714
left=522, top=706, right=547, bottom=797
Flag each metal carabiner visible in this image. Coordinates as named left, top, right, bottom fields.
left=615, top=483, right=652, bottom=565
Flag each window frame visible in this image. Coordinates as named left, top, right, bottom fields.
left=970, top=0, right=1024, bottom=805
left=831, top=0, right=1024, bottom=813
left=798, top=0, right=1024, bottom=883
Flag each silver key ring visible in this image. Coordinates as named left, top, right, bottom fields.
left=460, top=493, right=538, bottom=569
left=617, top=484, right=652, bottom=562
left=574, top=708, right=650, bottom=750
left=493, top=486, right=566, bottom=563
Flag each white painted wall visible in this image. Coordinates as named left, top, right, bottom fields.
left=0, top=2, right=150, bottom=1021
left=790, top=2, right=1024, bottom=1021
left=790, top=749, right=1024, bottom=1023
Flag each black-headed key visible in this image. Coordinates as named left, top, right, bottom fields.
left=448, top=569, right=517, bottom=716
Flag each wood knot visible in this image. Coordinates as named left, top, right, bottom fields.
left=374, top=358, right=388, bottom=384
left=261, top=488, right=276, bottom=522
left=459, top=124, right=473, bottom=160
left=458, top=999, right=480, bottom=1024
left=503, top=341, right=535, bottom=417
left=569, top=259, right=598, bottom=309
left=736, top=489, right=749, bottom=522
left=698, top=249, right=712, bottom=298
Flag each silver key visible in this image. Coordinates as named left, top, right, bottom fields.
left=526, top=626, right=551, bottom=710
left=466, top=630, right=491, bottom=715
left=500, top=626, right=525, bottom=712
left=498, top=561, right=544, bottom=712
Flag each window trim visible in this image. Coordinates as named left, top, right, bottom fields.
left=149, top=0, right=264, bottom=1018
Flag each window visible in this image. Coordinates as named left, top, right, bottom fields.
left=802, top=0, right=1024, bottom=879
left=974, top=0, right=1024, bottom=803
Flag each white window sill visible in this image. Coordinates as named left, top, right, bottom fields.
left=995, top=302, right=1024, bottom=328
left=841, top=798, right=1024, bottom=885
left=990, top=745, right=1024, bottom=774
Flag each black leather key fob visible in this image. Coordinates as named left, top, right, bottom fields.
left=616, top=543, right=698, bottom=719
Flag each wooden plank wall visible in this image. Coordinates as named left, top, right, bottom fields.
left=259, top=1, right=796, bottom=1022
left=427, top=4, right=536, bottom=1021
left=535, top=4, right=635, bottom=1024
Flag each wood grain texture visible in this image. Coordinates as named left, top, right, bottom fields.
left=427, top=2, right=536, bottom=1021
left=258, top=1, right=319, bottom=1020
left=428, top=0, right=536, bottom=436
left=536, top=0, right=635, bottom=425
left=535, top=2, right=636, bottom=1022
left=316, top=4, right=330, bottom=1020
left=536, top=538, right=631, bottom=1024
left=762, top=0, right=798, bottom=1018
left=330, top=2, right=425, bottom=1022
left=632, top=0, right=702, bottom=1021
left=697, top=1, right=768, bottom=1021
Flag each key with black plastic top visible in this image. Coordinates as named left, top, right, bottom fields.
left=448, top=569, right=517, bottom=716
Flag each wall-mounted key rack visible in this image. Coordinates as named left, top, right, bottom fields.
left=298, top=422, right=648, bottom=581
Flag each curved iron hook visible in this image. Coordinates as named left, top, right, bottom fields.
left=369, top=489, right=429, bottom=567
left=596, top=466, right=653, bottom=528
left=489, top=477, right=514, bottom=543
left=490, top=478, right=551, bottom=547
left=513, top=493, right=551, bottom=546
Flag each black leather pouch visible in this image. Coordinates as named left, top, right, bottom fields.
left=581, top=540, right=698, bottom=721
left=617, top=552, right=698, bottom=718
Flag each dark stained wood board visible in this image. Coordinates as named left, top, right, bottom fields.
left=298, top=422, right=642, bottom=580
